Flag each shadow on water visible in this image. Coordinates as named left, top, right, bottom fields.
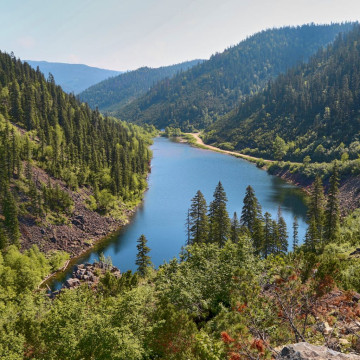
left=268, top=177, right=308, bottom=221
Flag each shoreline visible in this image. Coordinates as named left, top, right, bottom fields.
left=181, top=133, right=360, bottom=213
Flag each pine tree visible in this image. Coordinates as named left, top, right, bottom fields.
left=252, top=217, right=264, bottom=255
left=208, top=181, right=230, bottom=246
left=325, top=163, right=340, bottom=243
left=277, top=214, right=288, bottom=254
left=230, top=212, right=240, bottom=243
left=262, top=212, right=272, bottom=258
left=293, top=216, right=299, bottom=252
left=241, top=185, right=262, bottom=233
left=135, top=234, right=152, bottom=277
left=188, top=190, right=208, bottom=245
left=0, top=223, right=8, bottom=250
left=3, top=187, right=20, bottom=246
left=305, top=175, right=325, bottom=248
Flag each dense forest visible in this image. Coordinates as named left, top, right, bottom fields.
left=206, top=24, right=360, bottom=164
left=116, top=23, right=355, bottom=131
left=79, top=59, right=202, bottom=113
left=0, top=50, right=153, bottom=249
left=1, top=172, right=360, bottom=359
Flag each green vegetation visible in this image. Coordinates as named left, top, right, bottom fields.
left=1, top=170, right=360, bottom=359
left=208, top=24, right=360, bottom=164
left=79, top=60, right=203, bottom=113
left=117, top=23, right=355, bottom=131
left=0, top=50, right=154, bottom=244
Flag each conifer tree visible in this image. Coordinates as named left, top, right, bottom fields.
left=188, top=190, right=208, bottom=245
left=305, top=175, right=325, bottom=248
left=230, top=212, right=240, bottom=243
left=241, top=185, right=262, bottom=233
left=262, top=212, right=272, bottom=258
left=277, top=214, right=288, bottom=254
left=325, top=163, right=340, bottom=243
left=292, top=216, right=299, bottom=252
left=252, top=217, right=265, bottom=255
left=208, top=181, right=230, bottom=246
left=135, top=234, right=152, bottom=277
left=0, top=223, right=8, bottom=250
left=3, top=187, right=20, bottom=246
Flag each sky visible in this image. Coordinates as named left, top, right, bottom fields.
left=0, top=0, right=359, bottom=71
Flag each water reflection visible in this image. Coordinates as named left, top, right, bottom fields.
left=50, top=137, right=308, bottom=290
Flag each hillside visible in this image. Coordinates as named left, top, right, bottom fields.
left=79, top=59, right=203, bottom=112
left=24, top=60, right=122, bottom=94
left=116, top=23, right=356, bottom=131
left=0, top=51, right=152, bottom=254
left=206, top=24, right=360, bottom=163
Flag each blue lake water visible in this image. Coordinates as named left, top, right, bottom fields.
left=51, top=137, right=308, bottom=289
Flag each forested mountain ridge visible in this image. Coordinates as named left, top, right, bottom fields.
left=79, top=59, right=203, bottom=113
left=206, top=24, right=360, bottom=163
left=0, top=50, right=153, bottom=253
left=25, top=60, right=122, bottom=94
left=116, top=23, right=356, bottom=131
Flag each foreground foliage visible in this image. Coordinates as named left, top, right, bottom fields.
left=1, top=204, right=360, bottom=359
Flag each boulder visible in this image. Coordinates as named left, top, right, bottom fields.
left=277, top=342, right=360, bottom=359
left=65, top=278, right=80, bottom=288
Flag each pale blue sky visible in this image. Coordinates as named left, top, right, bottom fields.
left=0, top=0, right=359, bottom=70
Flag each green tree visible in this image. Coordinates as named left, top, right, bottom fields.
left=240, top=185, right=262, bottom=233
left=230, top=212, right=241, bottom=243
left=135, top=234, right=152, bottom=276
left=273, top=135, right=287, bottom=160
left=208, top=182, right=230, bottom=246
left=293, top=216, right=299, bottom=252
left=305, top=176, right=325, bottom=249
left=325, top=163, right=340, bottom=243
left=277, top=211, right=288, bottom=254
left=2, top=187, right=20, bottom=246
left=187, top=190, right=208, bottom=245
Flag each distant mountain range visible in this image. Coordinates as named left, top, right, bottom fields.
left=114, top=23, right=356, bottom=131
left=79, top=59, right=203, bottom=113
left=24, top=60, right=123, bottom=94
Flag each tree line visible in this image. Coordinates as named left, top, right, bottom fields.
left=186, top=164, right=340, bottom=257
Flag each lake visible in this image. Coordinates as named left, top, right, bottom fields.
left=51, top=137, right=308, bottom=289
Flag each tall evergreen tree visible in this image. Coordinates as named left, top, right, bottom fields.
left=277, top=213, right=288, bottom=254
left=188, top=190, right=208, bottom=245
left=2, top=187, right=20, bottom=246
left=230, top=212, right=241, bottom=243
left=240, top=185, right=262, bottom=233
left=325, top=163, right=340, bottom=243
left=135, top=234, right=152, bottom=277
left=0, top=223, right=8, bottom=250
left=208, top=181, right=230, bottom=246
left=262, top=212, right=272, bottom=258
left=292, top=216, right=299, bottom=252
left=305, top=176, right=325, bottom=249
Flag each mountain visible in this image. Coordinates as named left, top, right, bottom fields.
left=116, top=23, right=356, bottom=131
left=79, top=59, right=203, bottom=112
left=24, top=60, right=122, bottom=94
left=206, top=24, right=360, bottom=163
left=0, top=50, right=152, bottom=253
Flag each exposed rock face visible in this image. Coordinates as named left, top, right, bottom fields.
left=63, top=261, right=121, bottom=290
left=278, top=342, right=360, bottom=359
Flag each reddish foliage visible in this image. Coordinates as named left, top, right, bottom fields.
left=251, top=339, right=266, bottom=355
left=229, top=353, right=241, bottom=360
left=221, top=331, right=235, bottom=344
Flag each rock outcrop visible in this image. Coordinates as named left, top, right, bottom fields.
left=63, top=261, right=121, bottom=290
left=278, top=342, right=360, bottom=359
